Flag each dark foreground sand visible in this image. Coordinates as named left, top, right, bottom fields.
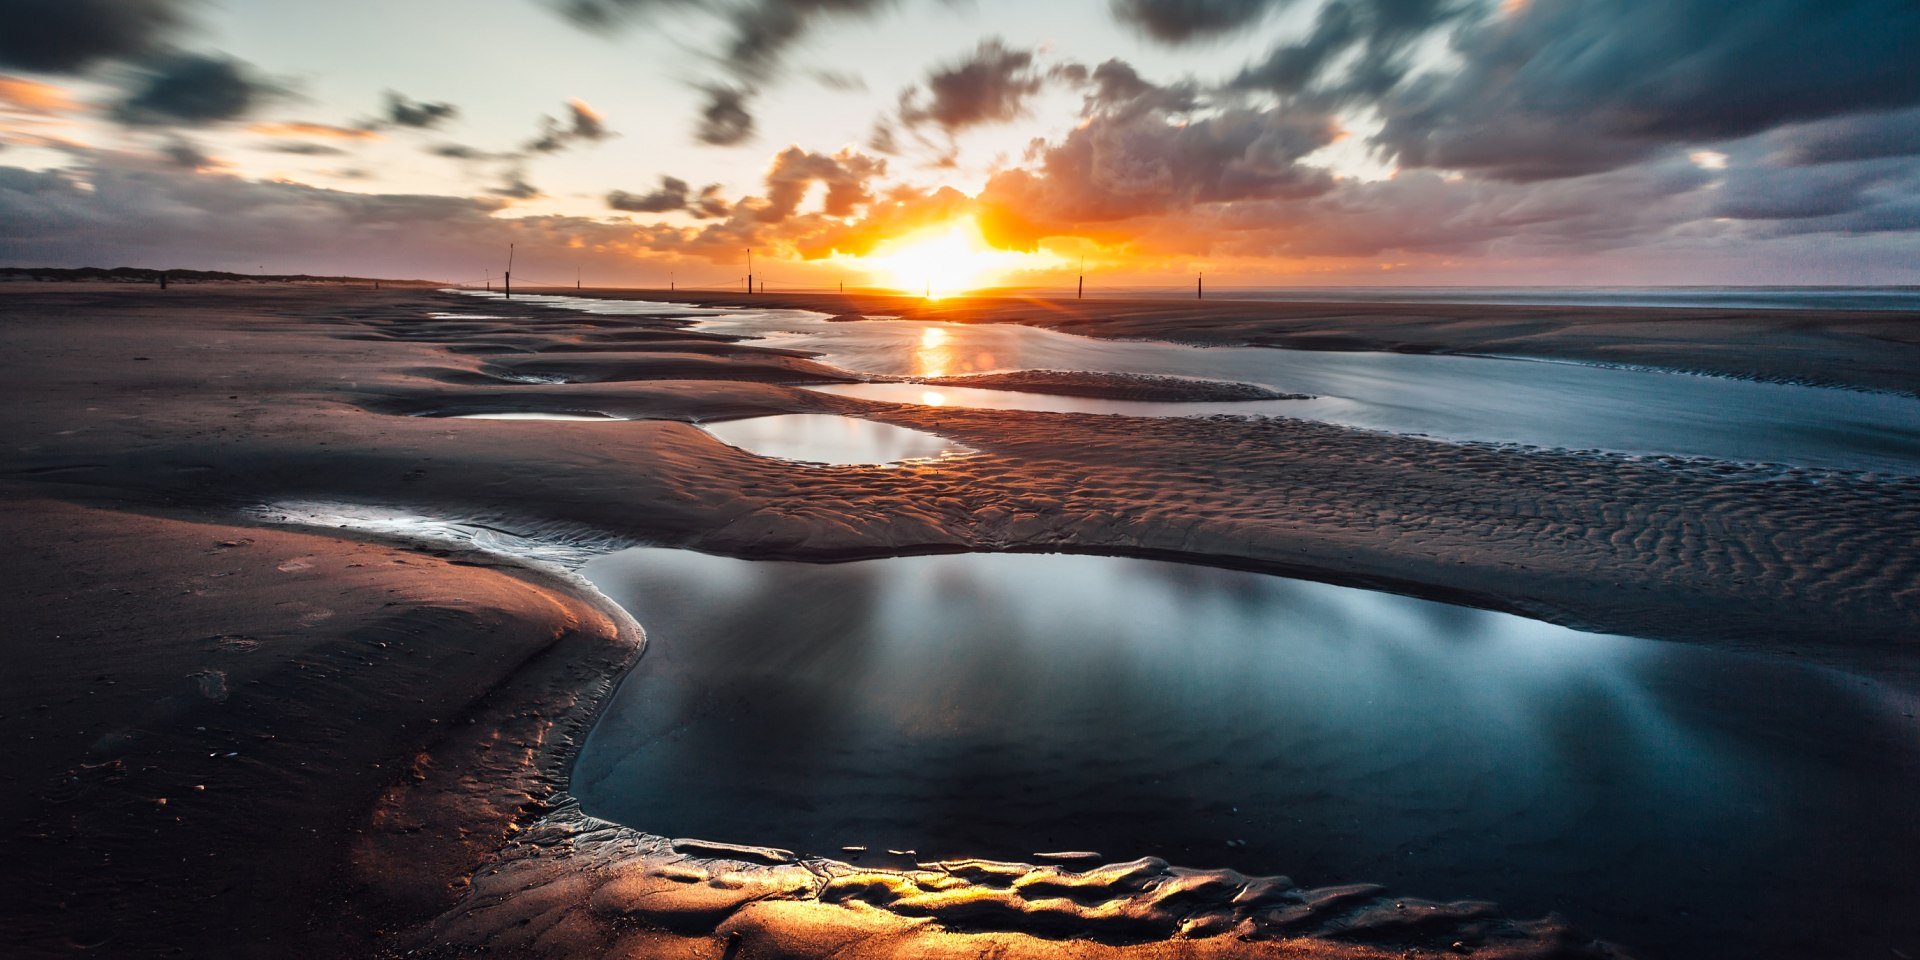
left=3, top=284, right=1917, bottom=959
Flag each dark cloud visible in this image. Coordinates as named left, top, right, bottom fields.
left=1712, top=155, right=1919, bottom=224
left=111, top=53, right=280, bottom=127
left=695, top=85, right=754, bottom=146
left=690, top=183, right=730, bottom=218
left=898, top=39, right=1045, bottom=133
left=525, top=100, right=613, bottom=153
left=266, top=141, right=348, bottom=156
left=1769, top=108, right=1920, bottom=166
left=429, top=143, right=497, bottom=160
left=608, top=176, right=735, bottom=217
left=979, top=97, right=1339, bottom=243
left=492, top=170, right=542, bottom=199
left=1081, top=58, right=1202, bottom=116
left=1375, top=0, right=1920, bottom=181
left=1226, top=0, right=1462, bottom=102
left=609, top=176, right=695, bottom=213
left=1108, top=0, right=1280, bottom=42
left=0, top=0, right=186, bottom=74
left=159, top=137, right=208, bottom=169
left=385, top=92, right=458, bottom=129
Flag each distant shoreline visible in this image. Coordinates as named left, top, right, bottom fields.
left=0, top=266, right=439, bottom=286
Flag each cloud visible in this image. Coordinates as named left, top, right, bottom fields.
left=897, top=39, right=1046, bottom=134
left=249, top=121, right=381, bottom=141
left=1374, top=0, right=1920, bottom=180
left=695, top=85, right=754, bottom=146
left=159, top=136, right=209, bottom=169
left=1107, top=0, right=1280, bottom=42
left=974, top=88, right=1340, bottom=245
left=111, top=53, right=280, bottom=127
left=264, top=141, right=348, bottom=156
left=0, top=0, right=187, bottom=74
left=545, top=0, right=899, bottom=145
left=812, top=69, right=866, bottom=92
left=0, top=75, right=78, bottom=114
left=760, top=146, right=884, bottom=221
left=384, top=92, right=458, bottom=129
left=429, top=143, right=499, bottom=160
left=1768, top=108, right=1920, bottom=166
left=526, top=99, right=614, bottom=152
left=0, top=160, right=633, bottom=278
left=491, top=169, right=543, bottom=199
left=565, top=99, right=609, bottom=139
left=609, top=175, right=696, bottom=213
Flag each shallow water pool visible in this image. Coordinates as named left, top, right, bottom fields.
left=571, top=549, right=1920, bottom=960
left=700, top=413, right=971, bottom=465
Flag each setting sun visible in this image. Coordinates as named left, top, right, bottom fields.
left=850, top=216, right=1058, bottom=298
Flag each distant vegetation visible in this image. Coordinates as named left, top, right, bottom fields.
left=0, top=266, right=438, bottom=285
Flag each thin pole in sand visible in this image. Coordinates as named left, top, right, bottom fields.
left=1078, top=256, right=1084, bottom=300
left=505, top=243, right=514, bottom=299
left=576, top=266, right=581, bottom=290
left=1197, top=272, right=1204, bottom=300
left=746, top=248, right=754, bottom=295
left=158, top=271, right=167, bottom=290
left=670, top=271, right=675, bottom=292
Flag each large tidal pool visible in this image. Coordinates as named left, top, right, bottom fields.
left=571, top=549, right=1920, bottom=960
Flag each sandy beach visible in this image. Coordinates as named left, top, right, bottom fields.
left=4, top=283, right=1918, bottom=959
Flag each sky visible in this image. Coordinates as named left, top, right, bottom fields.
left=0, top=0, right=1917, bottom=289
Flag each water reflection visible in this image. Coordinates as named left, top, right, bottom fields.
left=454, top=290, right=1920, bottom=472
left=573, top=550, right=1920, bottom=960
left=446, top=411, right=625, bottom=421
left=808, top=381, right=1317, bottom=418
left=701, top=414, right=972, bottom=465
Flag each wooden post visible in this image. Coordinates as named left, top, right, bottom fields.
left=505, top=243, right=514, bottom=299
left=1078, top=257, right=1084, bottom=300
left=1197, top=272, right=1203, bottom=300
left=746, top=248, right=753, bottom=295
left=158, top=272, right=167, bottom=290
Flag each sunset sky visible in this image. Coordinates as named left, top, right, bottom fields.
left=1, top=0, right=1917, bottom=289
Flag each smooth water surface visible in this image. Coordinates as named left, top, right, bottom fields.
left=461, top=291, right=1920, bottom=473
left=572, top=549, right=1920, bottom=960
left=701, top=413, right=971, bottom=465
left=807, top=381, right=1315, bottom=417
left=447, top=411, right=625, bottom=421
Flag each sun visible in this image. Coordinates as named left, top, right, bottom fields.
left=852, top=216, right=1058, bottom=298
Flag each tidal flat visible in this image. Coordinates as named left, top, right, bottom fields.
left=3, top=283, right=1918, bottom=960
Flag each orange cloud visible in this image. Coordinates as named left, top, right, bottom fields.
left=248, top=121, right=381, bottom=141
left=0, top=75, right=77, bottom=114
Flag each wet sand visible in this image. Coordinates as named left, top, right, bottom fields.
left=2, top=283, right=1917, bottom=958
